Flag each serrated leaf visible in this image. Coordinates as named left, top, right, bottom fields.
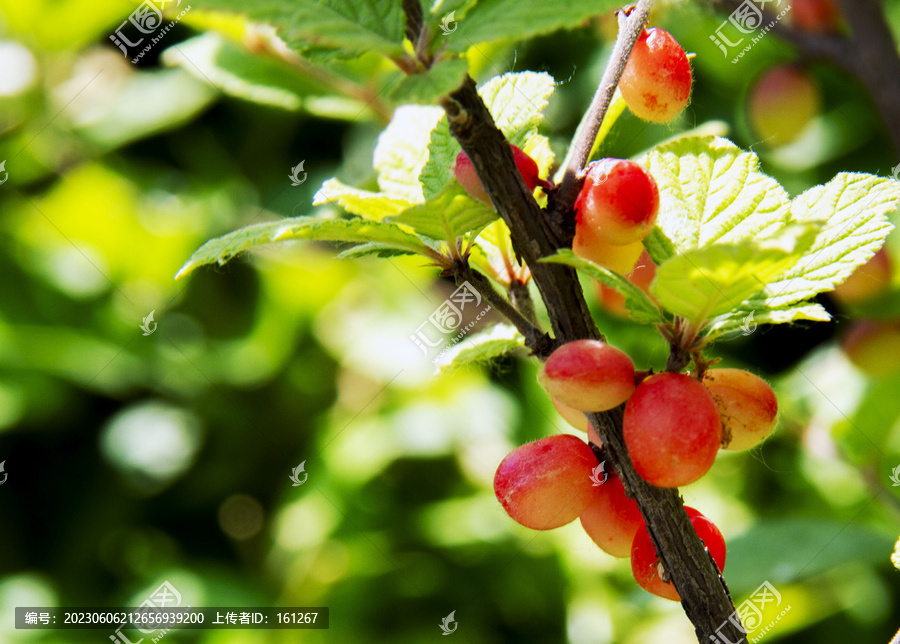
left=750, top=173, right=900, bottom=310
left=541, top=249, right=662, bottom=324
left=444, top=0, right=620, bottom=53
left=434, top=324, right=524, bottom=375
left=641, top=136, right=792, bottom=253
left=642, top=227, right=676, bottom=265
left=651, top=225, right=820, bottom=323
left=374, top=105, right=445, bottom=203
left=419, top=71, right=556, bottom=198
left=419, top=119, right=459, bottom=200
left=479, top=72, right=555, bottom=149
left=705, top=303, right=831, bottom=340
left=191, top=0, right=405, bottom=59
left=336, top=243, right=417, bottom=259
left=314, top=178, right=410, bottom=220
left=389, top=184, right=498, bottom=242
left=176, top=217, right=432, bottom=279
left=389, top=58, right=468, bottom=105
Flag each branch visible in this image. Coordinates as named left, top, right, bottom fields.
left=432, top=23, right=746, bottom=644
left=549, top=2, right=652, bottom=235
left=455, top=264, right=552, bottom=356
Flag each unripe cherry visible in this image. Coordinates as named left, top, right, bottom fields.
left=623, top=372, right=722, bottom=487
left=580, top=473, right=644, bottom=558
left=493, top=434, right=598, bottom=530
left=631, top=506, right=726, bottom=601
left=454, top=144, right=546, bottom=205
left=572, top=221, right=644, bottom=274
left=619, top=27, right=693, bottom=123
left=702, top=368, right=778, bottom=451
left=574, top=159, right=660, bottom=246
left=538, top=339, right=636, bottom=412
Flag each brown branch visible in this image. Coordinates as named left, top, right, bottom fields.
left=548, top=2, right=652, bottom=237
left=433, top=30, right=745, bottom=644
left=455, top=264, right=552, bottom=355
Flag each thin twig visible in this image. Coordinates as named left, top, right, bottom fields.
left=455, top=264, right=552, bottom=356
left=549, top=0, right=652, bottom=234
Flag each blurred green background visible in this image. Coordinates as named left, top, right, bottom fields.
left=1, top=0, right=900, bottom=642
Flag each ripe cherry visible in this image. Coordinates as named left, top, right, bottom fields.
left=454, top=144, right=547, bottom=204
left=631, top=506, right=726, bottom=601
left=538, top=339, right=636, bottom=412
left=623, top=372, right=722, bottom=487
left=575, top=159, right=660, bottom=246
left=493, top=434, right=597, bottom=530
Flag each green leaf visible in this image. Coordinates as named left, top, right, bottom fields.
left=314, top=178, right=410, bottom=220
left=541, top=249, right=662, bottom=324
left=642, top=227, right=676, bottom=265
left=419, top=119, right=459, bottom=200
left=434, top=324, right=524, bottom=375
left=479, top=72, right=556, bottom=149
left=176, top=217, right=432, bottom=279
left=191, top=0, right=405, bottom=59
left=444, top=0, right=620, bottom=53
left=418, top=71, right=556, bottom=198
left=389, top=184, right=498, bottom=242
left=388, top=58, right=468, bottom=105
left=641, top=136, right=792, bottom=253
left=705, top=303, right=831, bottom=340
left=374, top=105, right=445, bottom=203
left=748, top=173, right=899, bottom=311
left=651, top=225, right=820, bottom=323
left=336, top=243, right=417, bottom=259
left=726, top=518, right=890, bottom=596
